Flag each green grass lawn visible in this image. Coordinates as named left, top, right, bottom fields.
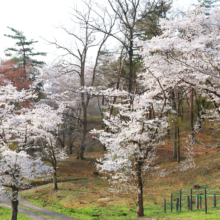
left=25, top=199, right=138, bottom=220
left=156, top=207, right=220, bottom=220
left=0, top=206, right=31, bottom=220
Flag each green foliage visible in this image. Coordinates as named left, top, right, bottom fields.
left=4, top=27, right=46, bottom=69
left=136, top=0, right=172, bottom=40
left=195, top=96, right=212, bottom=116
left=34, top=91, right=47, bottom=102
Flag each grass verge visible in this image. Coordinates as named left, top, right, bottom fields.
left=0, top=206, right=31, bottom=220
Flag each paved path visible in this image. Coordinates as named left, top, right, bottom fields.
left=0, top=198, right=77, bottom=220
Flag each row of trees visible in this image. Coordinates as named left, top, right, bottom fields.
left=0, top=28, right=69, bottom=220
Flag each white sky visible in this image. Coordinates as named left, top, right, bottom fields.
left=0, top=0, right=74, bottom=64
left=0, top=0, right=198, bottom=65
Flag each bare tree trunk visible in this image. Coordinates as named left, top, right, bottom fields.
left=173, top=125, right=177, bottom=158
left=62, top=130, right=65, bottom=148
left=11, top=188, right=18, bottom=220
left=58, top=136, right=65, bottom=149
left=181, top=105, right=184, bottom=122
left=53, top=168, right=58, bottom=190
left=148, top=107, right=152, bottom=120
left=136, top=162, right=144, bottom=217
left=177, top=126, right=180, bottom=163
left=11, top=200, right=18, bottom=220
left=165, top=106, right=170, bottom=138
left=69, top=137, right=73, bottom=155
left=177, top=89, right=180, bottom=163
left=78, top=96, right=87, bottom=159
left=172, top=90, right=177, bottom=158
left=190, top=87, right=195, bottom=141
left=128, top=37, right=133, bottom=93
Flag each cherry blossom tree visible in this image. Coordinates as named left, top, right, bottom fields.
left=40, top=64, right=83, bottom=154
left=92, top=79, right=169, bottom=217
left=143, top=5, right=219, bottom=96
left=29, top=103, right=67, bottom=190
left=138, top=4, right=220, bottom=142
left=0, top=149, right=53, bottom=220
left=0, top=83, right=67, bottom=192
left=3, top=101, right=68, bottom=190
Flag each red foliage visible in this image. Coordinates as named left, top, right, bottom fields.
left=0, top=60, right=31, bottom=90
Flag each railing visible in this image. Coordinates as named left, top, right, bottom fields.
left=164, top=188, right=220, bottom=214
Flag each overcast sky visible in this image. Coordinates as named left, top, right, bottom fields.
left=0, top=0, right=198, bottom=65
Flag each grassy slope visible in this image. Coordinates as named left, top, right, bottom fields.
left=21, top=119, right=220, bottom=220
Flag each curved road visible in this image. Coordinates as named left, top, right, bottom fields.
left=0, top=198, right=77, bottom=220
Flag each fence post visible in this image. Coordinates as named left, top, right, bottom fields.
left=191, top=188, right=193, bottom=211
left=200, top=194, right=202, bottom=209
left=176, top=198, right=179, bottom=212
left=180, top=189, right=182, bottom=211
left=164, top=199, right=166, bottom=213
left=196, top=195, right=199, bottom=209
left=171, top=193, right=173, bottom=212
left=187, top=196, right=190, bottom=210
left=214, top=194, right=216, bottom=207
left=205, top=188, right=207, bottom=214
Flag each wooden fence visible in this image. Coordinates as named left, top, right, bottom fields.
left=164, top=188, right=220, bottom=214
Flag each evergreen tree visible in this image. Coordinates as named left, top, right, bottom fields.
left=136, top=0, right=172, bottom=40
left=4, top=27, right=46, bottom=72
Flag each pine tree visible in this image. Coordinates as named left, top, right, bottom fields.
left=4, top=27, right=46, bottom=72
left=136, top=0, right=173, bottom=40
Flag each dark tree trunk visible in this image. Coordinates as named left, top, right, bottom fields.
left=172, top=90, right=177, bottom=158
left=68, top=135, right=73, bottom=155
left=148, top=108, right=152, bottom=120
left=177, top=89, right=180, bottom=163
left=173, top=125, right=177, bottom=158
left=166, top=109, right=170, bottom=139
left=136, top=162, right=144, bottom=217
left=11, top=188, right=18, bottom=220
left=190, top=87, right=195, bottom=141
left=11, top=200, right=18, bottom=220
left=128, top=31, right=133, bottom=93
left=53, top=168, right=58, bottom=190
left=69, top=143, right=72, bottom=155
left=167, top=127, right=170, bottom=139
left=177, top=126, right=180, bottom=163
left=79, top=107, right=87, bottom=159
left=58, top=136, right=65, bottom=149
left=102, top=95, right=105, bottom=105
left=78, top=91, right=88, bottom=160
left=181, top=105, right=184, bottom=122
left=103, top=144, right=107, bottom=151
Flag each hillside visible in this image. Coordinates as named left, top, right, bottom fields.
left=19, top=119, right=220, bottom=220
